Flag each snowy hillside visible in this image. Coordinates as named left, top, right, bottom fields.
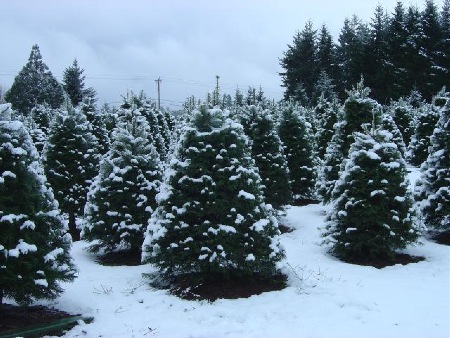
left=44, top=173, right=449, bottom=337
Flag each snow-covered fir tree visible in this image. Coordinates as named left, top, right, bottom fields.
left=25, top=103, right=55, bottom=155
left=415, top=96, right=450, bottom=233
left=0, top=103, right=76, bottom=305
left=324, top=126, right=421, bottom=263
left=407, top=93, right=443, bottom=166
left=81, top=99, right=110, bottom=157
left=277, top=102, right=316, bottom=204
left=388, top=98, right=415, bottom=147
left=143, top=106, right=284, bottom=283
left=43, top=103, right=99, bottom=241
left=122, top=92, right=168, bottom=161
left=317, top=79, right=381, bottom=203
left=5, top=45, right=64, bottom=116
left=82, top=103, right=162, bottom=254
left=243, top=105, right=292, bottom=211
left=314, top=94, right=340, bottom=160
left=381, top=112, right=407, bottom=156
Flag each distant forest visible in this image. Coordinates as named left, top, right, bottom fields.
left=279, top=0, right=450, bottom=105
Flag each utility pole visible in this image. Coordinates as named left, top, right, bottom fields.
left=215, top=75, right=220, bottom=106
left=155, top=77, right=162, bottom=110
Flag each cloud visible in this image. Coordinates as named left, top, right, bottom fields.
left=2, top=0, right=440, bottom=109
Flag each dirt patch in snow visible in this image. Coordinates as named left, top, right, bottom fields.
left=96, top=250, right=142, bottom=266
left=159, top=272, right=288, bottom=302
left=343, top=253, right=425, bottom=269
left=432, top=231, right=450, bottom=246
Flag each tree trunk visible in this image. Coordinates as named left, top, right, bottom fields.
left=68, top=213, right=80, bottom=241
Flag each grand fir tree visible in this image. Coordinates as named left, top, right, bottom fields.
left=0, top=104, right=76, bottom=305
left=82, top=102, right=162, bottom=254
left=237, top=105, right=292, bottom=212
left=324, top=126, right=421, bottom=264
left=43, top=103, right=99, bottom=240
left=277, top=102, right=316, bottom=204
left=317, top=79, right=381, bottom=202
left=143, top=106, right=284, bottom=286
left=415, top=96, right=450, bottom=234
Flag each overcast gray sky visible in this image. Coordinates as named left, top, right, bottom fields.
left=0, top=0, right=443, bottom=109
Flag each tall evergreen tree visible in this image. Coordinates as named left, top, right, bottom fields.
left=439, top=0, right=450, bottom=90
left=280, top=21, right=317, bottom=103
left=278, top=102, right=316, bottom=204
left=62, top=59, right=84, bottom=107
left=415, top=96, right=450, bottom=233
left=387, top=2, right=410, bottom=99
left=324, top=126, right=421, bottom=264
left=316, top=25, right=337, bottom=79
left=420, top=0, right=444, bottom=99
left=143, top=106, right=284, bottom=284
left=0, top=103, right=76, bottom=305
left=5, top=45, right=64, bottom=116
left=82, top=104, right=161, bottom=254
left=364, top=4, right=391, bottom=102
left=404, top=5, right=425, bottom=94
left=336, top=16, right=369, bottom=97
left=43, top=104, right=99, bottom=240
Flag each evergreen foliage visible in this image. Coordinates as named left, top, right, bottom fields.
left=5, top=45, right=64, bottom=116
left=381, top=113, right=407, bottom=157
left=389, top=98, right=415, bottom=147
left=83, top=103, right=162, bottom=254
left=81, top=100, right=110, bottom=156
left=277, top=102, right=316, bottom=204
left=63, top=59, right=84, bottom=107
left=25, top=104, right=55, bottom=155
left=317, top=80, right=381, bottom=202
left=43, top=104, right=99, bottom=240
left=314, top=94, right=340, bottom=160
left=279, top=21, right=317, bottom=105
left=415, top=96, right=450, bottom=232
left=122, top=92, right=168, bottom=160
left=143, top=106, right=284, bottom=283
left=324, top=126, right=421, bottom=263
left=0, top=103, right=76, bottom=305
left=407, top=99, right=441, bottom=166
left=280, top=1, right=450, bottom=103
left=243, top=105, right=292, bottom=211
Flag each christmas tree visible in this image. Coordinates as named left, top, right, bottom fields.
left=278, top=102, right=317, bottom=204
left=0, top=104, right=76, bottom=305
left=43, top=103, right=99, bottom=240
left=415, top=96, right=450, bottom=233
left=83, top=103, right=162, bottom=254
left=143, top=106, right=284, bottom=284
left=324, top=125, right=421, bottom=263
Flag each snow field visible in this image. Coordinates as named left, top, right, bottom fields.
left=46, top=201, right=449, bottom=338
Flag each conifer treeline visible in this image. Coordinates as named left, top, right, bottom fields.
left=280, top=0, right=450, bottom=105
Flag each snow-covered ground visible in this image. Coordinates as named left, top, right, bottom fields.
left=45, top=192, right=449, bottom=337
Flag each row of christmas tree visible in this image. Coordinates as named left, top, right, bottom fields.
left=2, top=78, right=449, bottom=305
